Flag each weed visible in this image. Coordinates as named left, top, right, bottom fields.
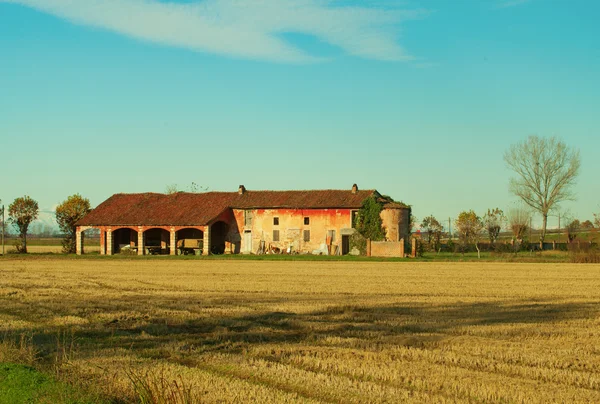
left=125, top=366, right=202, bottom=404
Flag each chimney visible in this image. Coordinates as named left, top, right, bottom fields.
left=238, top=185, right=246, bottom=195
left=351, top=184, right=358, bottom=194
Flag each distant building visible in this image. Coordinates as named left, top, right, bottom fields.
left=75, top=184, right=410, bottom=256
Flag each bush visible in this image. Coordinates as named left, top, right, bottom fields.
left=349, top=232, right=367, bottom=256
left=492, top=243, right=515, bottom=254
left=568, top=242, right=600, bottom=263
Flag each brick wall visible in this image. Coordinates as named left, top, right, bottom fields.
left=370, top=241, right=405, bottom=258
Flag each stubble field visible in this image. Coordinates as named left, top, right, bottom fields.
left=1, top=258, right=600, bottom=403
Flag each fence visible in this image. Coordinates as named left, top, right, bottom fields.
left=367, top=239, right=405, bottom=258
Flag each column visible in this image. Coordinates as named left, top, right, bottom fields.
left=170, top=228, right=176, bottom=256
left=203, top=226, right=211, bottom=256
left=107, top=229, right=113, bottom=255
left=76, top=228, right=83, bottom=255
left=138, top=227, right=145, bottom=256
left=100, top=230, right=106, bottom=255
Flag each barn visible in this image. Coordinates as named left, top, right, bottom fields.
left=75, top=185, right=410, bottom=256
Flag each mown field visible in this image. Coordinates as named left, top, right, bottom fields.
left=1, top=259, right=600, bottom=403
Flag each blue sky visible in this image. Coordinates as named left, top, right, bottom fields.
left=1, top=0, right=598, bottom=230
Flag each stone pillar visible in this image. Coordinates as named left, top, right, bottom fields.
left=203, top=226, right=211, bottom=256
left=411, top=238, right=417, bottom=258
left=99, top=230, right=106, bottom=255
left=76, top=227, right=83, bottom=255
left=400, top=238, right=405, bottom=257
left=107, top=229, right=113, bottom=255
left=138, top=227, right=145, bottom=256
left=170, top=228, right=176, bottom=256
left=366, top=238, right=372, bottom=257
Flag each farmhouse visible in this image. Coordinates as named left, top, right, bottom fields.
left=75, top=185, right=410, bottom=256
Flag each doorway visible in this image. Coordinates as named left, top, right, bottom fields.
left=243, top=231, right=252, bottom=253
left=342, top=235, right=350, bottom=255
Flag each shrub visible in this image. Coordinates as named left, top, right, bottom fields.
left=568, top=242, right=600, bottom=263
left=349, top=232, right=367, bottom=255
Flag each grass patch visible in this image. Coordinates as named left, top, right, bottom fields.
left=0, top=362, right=100, bottom=404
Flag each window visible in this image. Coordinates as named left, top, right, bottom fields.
left=244, top=210, right=253, bottom=227
left=303, top=230, right=310, bottom=242
left=351, top=211, right=358, bottom=228
left=304, top=217, right=310, bottom=225
left=273, top=230, right=280, bottom=242
left=273, top=217, right=279, bottom=226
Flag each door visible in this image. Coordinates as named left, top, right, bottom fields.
left=243, top=231, right=253, bottom=253
left=342, top=235, right=350, bottom=255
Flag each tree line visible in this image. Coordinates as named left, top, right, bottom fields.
left=2, top=194, right=90, bottom=254
left=419, top=135, right=593, bottom=256
left=1, top=136, right=594, bottom=255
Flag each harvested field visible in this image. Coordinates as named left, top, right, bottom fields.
left=1, top=259, right=599, bottom=403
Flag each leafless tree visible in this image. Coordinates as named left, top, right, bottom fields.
left=504, top=136, right=580, bottom=243
left=507, top=206, right=530, bottom=243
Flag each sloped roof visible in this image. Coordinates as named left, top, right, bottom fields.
left=76, top=189, right=377, bottom=226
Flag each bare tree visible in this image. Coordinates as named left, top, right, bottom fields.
left=165, top=182, right=209, bottom=194
left=504, top=136, right=580, bottom=243
left=507, top=206, right=530, bottom=244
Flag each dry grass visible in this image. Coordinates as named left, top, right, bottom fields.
left=0, top=259, right=599, bottom=403
left=9, top=245, right=102, bottom=254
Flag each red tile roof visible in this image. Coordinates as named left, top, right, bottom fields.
left=76, top=189, right=377, bottom=226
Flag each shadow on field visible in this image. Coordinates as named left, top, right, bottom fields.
left=4, top=297, right=598, bottom=366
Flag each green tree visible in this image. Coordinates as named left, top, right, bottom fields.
left=8, top=196, right=39, bottom=253
left=455, top=210, right=484, bottom=258
left=421, top=215, right=443, bottom=249
left=482, top=208, right=505, bottom=243
left=355, top=196, right=385, bottom=241
left=504, top=136, right=580, bottom=243
left=55, top=194, right=91, bottom=253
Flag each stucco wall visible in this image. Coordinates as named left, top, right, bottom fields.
left=232, top=208, right=354, bottom=254
left=380, top=208, right=410, bottom=242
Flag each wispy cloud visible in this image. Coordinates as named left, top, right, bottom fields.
left=2, top=0, right=421, bottom=63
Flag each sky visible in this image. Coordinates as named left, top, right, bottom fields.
left=1, top=0, right=599, bottom=231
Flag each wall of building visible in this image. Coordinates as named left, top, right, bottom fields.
left=380, top=208, right=410, bottom=242
left=231, top=208, right=355, bottom=254
left=369, top=240, right=405, bottom=258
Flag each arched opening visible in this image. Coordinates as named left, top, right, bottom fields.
left=81, top=228, right=101, bottom=255
left=112, top=228, right=138, bottom=254
left=210, top=221, right=229, bottom=255
left=176, top=228, right=204, bottom=255
left=144, top=228, right=170, bottom=255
